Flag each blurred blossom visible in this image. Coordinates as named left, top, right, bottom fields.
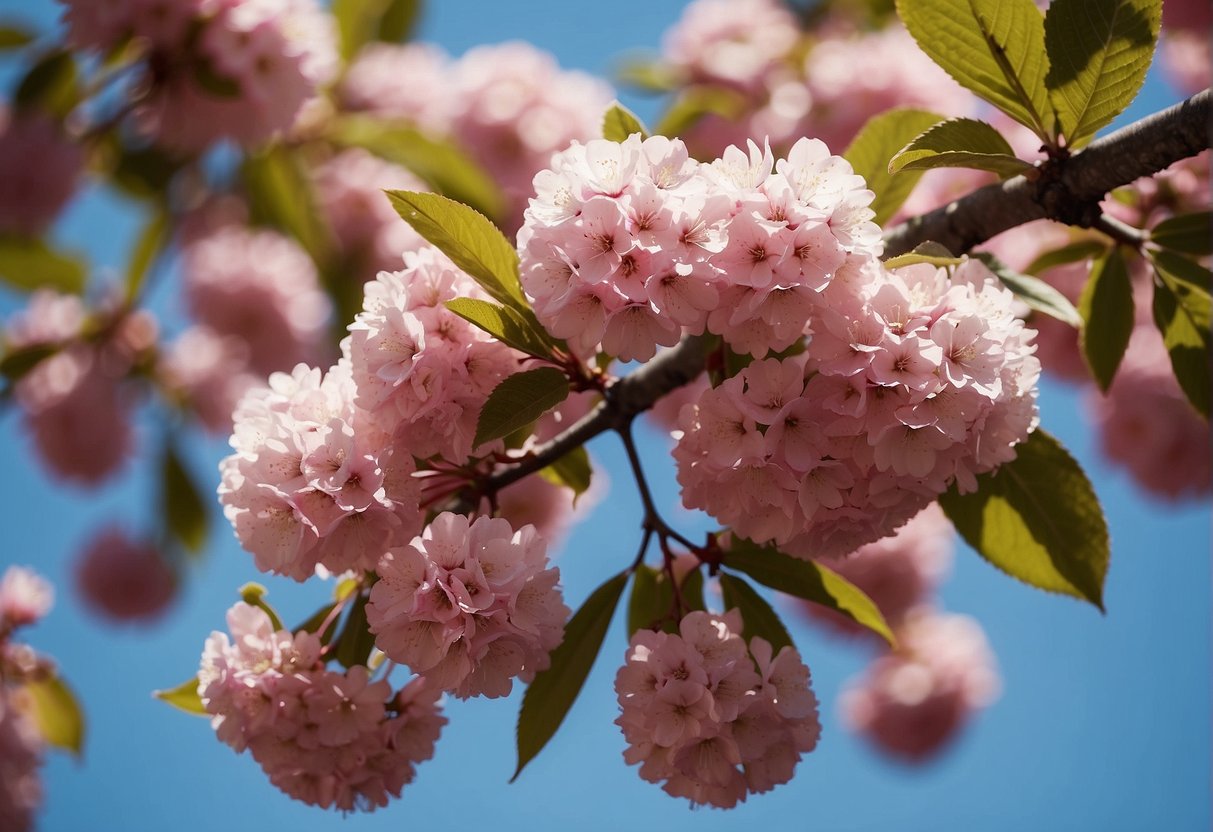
left=0, top=106, right=84, bottom=237
left=74, top=528, right=178, bottom=623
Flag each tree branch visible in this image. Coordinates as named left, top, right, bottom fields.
left=883, top=89, right=1210, bottom=257
left=480, top=91, right=1210, bottom=492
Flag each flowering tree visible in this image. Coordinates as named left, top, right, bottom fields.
left=0, top=0, right=1208, bottom=824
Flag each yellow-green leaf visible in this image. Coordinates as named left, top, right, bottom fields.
left=154, top=677, right=208, bottom=717
left=1044, top=0, right=1161, bottom=148
left=1078, top=246, right=1135, bottom=391
left=242, top=149, right=331, bottom=264
left=653, top=86, right=746, bottom=140
left=333, top=0, right=423, bottom=58
left=513, top=571, right=627, bottom=782
left=0, top=236, right=87, bottom=294
left=602, top=101, right=649, bottom=142
left=475, top=367, right=570, bottom=448
left=537, top=445, right=593, bottom=501
left=890, top=117, right=1034, bottom=178
left=1150, top=250, right=1211, bottom=417
left=939, top=429, right=1109, bottom=609
left=444, top=297, right=557, bottom=360
left=843, top=108, right=946, bottom=225
left=1025, top=238, right=1109, bottom=274
left=718, top=573, right=794, bottom=653
left=162, top=440, right=208, bottom=555
left=0, top=25, right=35, bottom=50
left=23, top=675, right=85, bottom=755
left=333, top=593, right=375, bottom=669
left=125, top=209, right=169, bottom=301
left=883, top=241, right=964, bottom=270
left=14, top=49, right=78, bottom=117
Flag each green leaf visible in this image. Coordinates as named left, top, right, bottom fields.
left=1150, top=250, right=1212, bottom=417
left=843, top=108, right=947, bottom=225
left=602, top=101, right=649, bottom=142
left=14, top=50, right=78, bottom=117
left=939, top=429, right=1109, bottom=609
left=104, top=143, right=182, bottom=201
left=192, top=60, right=241, bottom=98
left=1078, top=246, right=1135, bottom=391
left=23, top=675, right=85, bottom=755
left=615, top=54, right=680, bottom=93
left=377, top=0, right=422, bottom=42
left=0, top=236, right=87, bottom=294
left=537, top=445, right=593, bottom=501
left=653, top=86, right=747, bottom=140
left=1044, top=0, right=1160, bottom=148
left=974, top=252, right=1083, bottom=327
left=725, top=539, right=895, bottom=646
left=125, top=209, right=169, bottom=301
left=0, top=25, right=35, bottom=49
left=1151, top=211, right=1212, bottom=257
left=154, top=677, right=208, bottom=716
left=242, top=149, right=331, bottom=264
left=161, top=440, right=208, bottom=555
left=898, top=0, right=1054, bottom=139
left=627, top=564, right=674, bottom=636
left=680, top=567, right=707, bottom=613
left=329, top=115, right=505, bottom=222
left=475, top=367, right=570, bottom=448
left=333, top=0, right=423, bottom=58
left=333, top=593, right=375, bottom=669
left=0, top=343, right=56, bottom=382
left=385, top=190, right=524, bottom=308
left=238, top=582, right=284, bottom=631
left=1025, top=238, right=1109, bottom=274
left=718, top=573, right=794, bottom=653
left=444, top=297, right=556, bottom=360
left=882, top=241, right=964, bottom=270
left=889, top=117, right=1034, bottom=178
left=513, top=571, right=627, bottom=782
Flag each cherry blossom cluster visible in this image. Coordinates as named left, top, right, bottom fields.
left=675, top=257, right=1041, bottom=559
left=219, top=361, right=423, bottom=581
left=339, top=40, right=612, bottom=227
left=614, top=610, right=820, bottom=808
left=199, top=602, right=445, bottom=812
left=59, top=0, right=338, bottom=152
left=344, top=246, right=521, bottom=465
left=0, top=105, right=84, bottom=237
left=74, top=527, right=177, bottom=624
left=1160, top=0, right=1211, bottom=95
left=840, top=611, right=999, bottom=761
left=517, top=134, right=880, bottom=362
left=367, top=512, right=568, bottom=699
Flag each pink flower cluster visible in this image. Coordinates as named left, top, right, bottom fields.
left=61, top=0, right=338, bottom=152
left=517, top=134, right=880, bottom=362
left=157, top=326, right=259, bottom=433
left=339, top=41, right=613, bottom=228
left=219, top=361, right=422, bottom=581
left=0, top=691, right=42, bottom=832
left=615, top=610, right=820, bottom=808
left=0, top=106, right=84, bottom=237
left=344, top=247, right=520, bottom=465
left=183, top=226, right=331, bottom=377
left=367, top=512, right=568, bottom=699
left=840, top=611, right=999, bottom=761
left=0, top=567, right=54, bottom=632
left=74, top=527, right=177, bottom=624
left=674, top=257, right=1040, bottom=559
left=199, top=602, right=445, bottom=812
left=1161, top=0, right=1212, bottom=95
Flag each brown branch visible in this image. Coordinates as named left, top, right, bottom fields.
left=480, top=92, right=1210, bottom=491
left=883, top=89, right=1211, bottom=257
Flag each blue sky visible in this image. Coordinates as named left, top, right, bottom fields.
left=1, top=1, right=1209, bottom=830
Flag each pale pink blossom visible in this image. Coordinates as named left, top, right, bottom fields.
left=0, top=106, right=84, bottom=236
left=840, top=611, right=999, bottom=761
left=1161, top=32, right=1211, bottom=96
left=338, top=42, right=454, bottom=130
left=0, top=567, right=53, bottom=630
left=616, top=610, right=820, bottom=808
left=157, top=326, right=258, bottom=433
left=4, top=291, right=86, bottom=349
left=367, top=513, right=569, bottom=699
left=0, top=691, right=43, bottom=832
left=663, top=0, right=800, bottom=93
left=74, top=528, right=177, bottom=623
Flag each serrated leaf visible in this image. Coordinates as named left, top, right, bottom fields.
left=386, top=190, right=524, bottom=308
left=890, top=117, right=1034, bottom=178
left=0, top=25, right=35, bottom=49
left=125, top=209, right=168, bottom=301
left=883, top=241, right=964, bottom=270
left=843, top=108, right=946, bottom=225
left=1044, top=0, right=1160, bottom=148
left=154, top=677, right=207, bottom=716
left=1151, top=211, right=1212, bottom=257
left=898, top=0, right=1054, bottom=139
left=0, top=236, right=87, bottom=294
left=445, top=297, right=556, bottom=360
left=162, top=440, right=207, bottom=555
left=14, top=50, right=78, bottom=117
left=1150, top=250, right=1212, bottom=417
left=718, top=573, right=793, bottom=653
left=537, top=445, right=593, bottom=501
left=602, top=101, right=649, bottom=142
left=334, top=593, right=375, bottom=669
left=725, top=540, right=895, bottom=645
left=654, top=86, right=746, bottom=140
left=1078, top=246, right=1134, bottom=390
left=513, top=571, right=627, bottom=781
left=475, top=367, right=570, bottom=448
left=23, top=675, right=85, bottom=755
left=975, top=252, right=1083, bottom=327
left=329, top=116, right=505, bottom=221
left=1025, top=239, right=1109, bottom=274
left=939, top=429, right=1108, bottom=609
left=242, top=149, right=331, bottom=264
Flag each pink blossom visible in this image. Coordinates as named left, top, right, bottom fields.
left=840, top=611, right=999, bottom=762
left=0, top=691, right=43, bottom=832
left=0, top=567, right=53, bottom=630
left=0, top=106, right=84, bottom=236
left=1161, top=32, right=1211, bottom=96
left=615, top=610, right=820, bottom=808
left=367, top=513, right=569, bottom=699
left=157, top=326, right=258, bottom=433
left=74, top=528, right=178, bottom=623
left=663, top=0, right=800, bottom=93
left=339, top=42, right=454, bottom=130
